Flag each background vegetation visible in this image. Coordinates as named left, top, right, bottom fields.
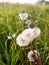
left=0, top=3, right=49, bottom=65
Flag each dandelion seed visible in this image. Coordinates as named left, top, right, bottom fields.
left=16, top=27, right=41, bottom=47
left=16, top=34, right=30, bottom=47
left=7, top=33, right=12, bottom=39
left=19, top=13, right=29, bottom=20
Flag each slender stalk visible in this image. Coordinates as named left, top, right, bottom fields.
left=30, top=42, right=33, bottom=49
left=22, top=20, right=24, bottom=30
left=30, top=61, right=32, bottom=65
left=34, top=39, right=38, bottom=51
left=34, top=39, right=43, bottom=65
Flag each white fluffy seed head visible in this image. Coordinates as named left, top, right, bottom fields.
left=16, top=27, right=41, bottom=47
left=19, top=13, right=29, bottom=20
left=28, top=50, right=40, bottom=62
left=21, top=28, right=35, bottom=42
left=32, top=27, right=41, bottom=38
left=16, top=34, right=30, bottom=47
left=28, top=50, right=35, bottom=62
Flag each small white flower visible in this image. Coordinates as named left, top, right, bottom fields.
left=7, top=33, right=16, bottom=39
left=12, top=33, right=16, bottom=38
left=7, top=36, right=12, bottom=39
left=28, top=50, right=40, bottom=62
left=19, top=13, right=29, bottom=20
left=16, top=34, right=30, bottom=47
left=25, top=20, right=32, bottom=25
left=32, top=27, right=41, bottom=39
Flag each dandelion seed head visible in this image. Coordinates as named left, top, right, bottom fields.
left=19, top=13, right=29, bottom=20
left=22, top=28, right=35, bottom=42
left=28, top=50, right=40, bottom=61
left=28, top=50, right=35, bottom=62
left=33, top=27, right=41, bottom=38
left=16, top=34, right=30, bottom=47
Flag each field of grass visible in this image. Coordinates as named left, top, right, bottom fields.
left=0, top=3, right=49, bottom=65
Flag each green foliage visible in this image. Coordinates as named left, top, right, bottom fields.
left=0, top=4, right=49, bottom=65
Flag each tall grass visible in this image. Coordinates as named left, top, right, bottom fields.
left=0, top=4, right=49, bottom=65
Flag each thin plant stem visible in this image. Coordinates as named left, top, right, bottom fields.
left=30, top=42, right=33, bottom=49
left=34, top=39, right=43, bottom=65
left=30, top=61, right=32, bottom=65
left=22, top=20, right=24, bottom=30
left=34, top=39, right=38, bottom=51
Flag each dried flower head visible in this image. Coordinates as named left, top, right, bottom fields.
left=16, top=27, right=41, bottom=47
left=28, top=50, right=40, bottom=62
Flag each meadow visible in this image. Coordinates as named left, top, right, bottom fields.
left=0, top=3, right=49, bottom=65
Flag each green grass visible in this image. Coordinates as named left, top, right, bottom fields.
left=0, top=3, right=49, bottom=65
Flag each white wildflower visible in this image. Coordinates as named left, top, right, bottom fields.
left=7, top=35, right=12, bottom=39
left=19, top=13, right=29, bottom=20
left=16, top=27, right=41, bottom=47
left=28, top=50, right=35, bottom=62
left=28, top=50, right=40, bottom=62
left=16, top=34, right=30, bottom=47
left=7, top=33, right=16, bottom=39
left=25, top=20, right=32, bottom=25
